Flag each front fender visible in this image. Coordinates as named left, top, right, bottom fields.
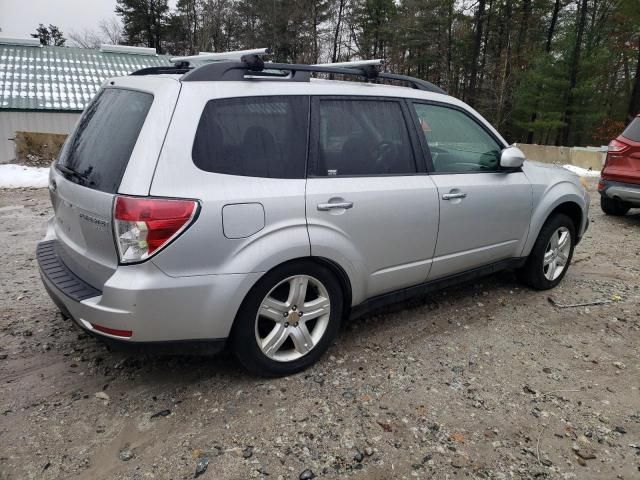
left=520, top=180, right=588, bottom=257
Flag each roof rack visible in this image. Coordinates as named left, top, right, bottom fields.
left=130, top=49, right=447, bottom=95
left=171, top=48, right=271, bottom=64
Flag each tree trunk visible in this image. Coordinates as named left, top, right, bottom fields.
left=546, top=0, right=561, bottom=52
left=516, top=0, right=531, bottom=59
left=527, top=0, right=561, bottom=144
left=446, top=0, right=454, bottom=92
left=561, top=0, right=588, bottom=146
left=467, top=0, right=486, bottom=106
left=332, top=0, right=345, bottom=62
left=628, top=37, right=640, bottom=121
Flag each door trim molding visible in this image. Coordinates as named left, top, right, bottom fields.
left=349, top=257, right=527, bottom=320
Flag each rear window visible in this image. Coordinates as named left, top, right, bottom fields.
left=192, top=96, right=309, bottom=179
left=57, top=88, right=153, bottom=193
left=621, top=117, right=640, bottom=142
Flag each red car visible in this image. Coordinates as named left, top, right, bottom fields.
left=598, top=115, right=640, bottom=215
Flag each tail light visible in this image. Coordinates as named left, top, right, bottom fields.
left=114, top=196, right=199, bottom=264
left=597, top=179, right=605, bottom=191
left=608, top=139, right=629, bottom=153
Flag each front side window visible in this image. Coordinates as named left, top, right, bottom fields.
left=316, top=99, right=416, bottom=176
left=412, top=103, right=502, bottom=173
left=192, top=96, right=309, bottom=179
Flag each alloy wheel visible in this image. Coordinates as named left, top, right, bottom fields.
left=254, top=275, right=331, bottom=362
left=543, top=226, right=571, bottom=281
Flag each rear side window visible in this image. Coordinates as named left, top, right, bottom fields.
left=57, top=88, right=153, bottom=193
left=621, top=117, right=640, bottom=142
left=316, top=99, right=415, bottom=176
left=192, top=96, right=309, bottom=179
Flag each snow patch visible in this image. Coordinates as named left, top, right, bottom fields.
left=562, top=164, right=601, bottom=178
left=0, top=164, right=49, bottom=188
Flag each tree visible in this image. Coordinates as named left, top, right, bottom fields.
left=115, top=0, right=639, bottom=147
left=68, top=17, right=124, bottom=49
left=100, top=17, right=124, bottom=45
left=31, top=24, right=66, bottom=46
left=116, top=0, right=170, bottom=53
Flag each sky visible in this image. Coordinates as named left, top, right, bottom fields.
left=0, top=0, right=119, bottom=39
left=0, top=0, right=176, bottom=41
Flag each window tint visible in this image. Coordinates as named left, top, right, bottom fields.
left=621, top=117, right=640, bottom=142
left=412, top=103, right=502, bottom=173
left=192, top=96, right=309, bottom=178
left=57, top=88, right=153, bottom=193
left=316, top=99, right=415, bottom=176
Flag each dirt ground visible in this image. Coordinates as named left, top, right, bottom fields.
left=0, top=182, right=639, bottom=480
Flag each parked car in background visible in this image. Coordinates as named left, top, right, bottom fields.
left=37, top=53, right=590, bottom=377
left=599, top=114, right=640, bottom=215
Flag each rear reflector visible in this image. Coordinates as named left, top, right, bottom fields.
left=114, top=196, right=199, bottom=263
left=90, top=323, right=133, bottom=338
left=608, top=139, right=629, bottom=153
left=597, top=180, right=605, bottom=191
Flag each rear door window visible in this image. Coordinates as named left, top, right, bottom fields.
left=57, top=88, right=153, bottom=193
left=315, top=99, right=416, bottom=176
left=192, top=96, right=309, bottom=179
left=621, top=117, right=640, bottom=142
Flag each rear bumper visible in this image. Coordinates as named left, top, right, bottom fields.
left=599, top=179, right=640, bottom=206
left=37, top=238, right=262, bottom=349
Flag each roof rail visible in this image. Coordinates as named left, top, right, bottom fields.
left=170, top=48, right=271, bottom=64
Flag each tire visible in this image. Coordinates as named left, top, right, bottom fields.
left=600, top=196, right=630, bottom=216
left=519, top=213, right=576, bottom=290
left=231, top=261, right=343, bottom=377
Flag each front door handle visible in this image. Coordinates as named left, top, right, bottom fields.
left=442, top=192, right=467, bottom=200
left=317, top=201, right=354, bottom=211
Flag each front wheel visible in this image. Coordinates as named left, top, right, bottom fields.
left=600, top=196, right=630, bottom=216
left=519, top=213, right=575, bottom=290
left=231, top=261, right=343, bottom=377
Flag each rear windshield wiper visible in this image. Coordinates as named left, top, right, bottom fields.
left=56, top=164, right=89, bottom=186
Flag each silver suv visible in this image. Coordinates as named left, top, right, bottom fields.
left=38, top=53, right=589, bottom=376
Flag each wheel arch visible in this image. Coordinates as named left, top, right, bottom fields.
left=230, top=256, right=354, bottom=336
left=522, top=183, right=587, bottom=257
left=548, top=202, right=583, bottom=237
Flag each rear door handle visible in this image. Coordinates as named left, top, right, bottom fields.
left=317, top=201, right=354, bottom=211
left=442, top=192, right=467, bottom=200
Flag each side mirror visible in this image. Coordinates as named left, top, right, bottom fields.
left=500, top=146, right=526, bottom=169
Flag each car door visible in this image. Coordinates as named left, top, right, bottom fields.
left=305, top=97, right=440, bottom=302
left=409, top=101, right=532, bottom=280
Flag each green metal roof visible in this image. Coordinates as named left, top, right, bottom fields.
left=0, top=44, right=172, bottom=111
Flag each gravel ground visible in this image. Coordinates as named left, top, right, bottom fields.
left=0, top=183, right=639, bottom=480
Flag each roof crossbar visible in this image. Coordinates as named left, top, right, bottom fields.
left=170, top=48, right=271, bottom=64
left=311, top=59, right=383, bottom=68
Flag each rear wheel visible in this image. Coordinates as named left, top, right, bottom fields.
left=519, top=213, right=575, bottom=290
left=232, top=261, right=343, bottom=377
left=600, top=196, right=630, bottom=216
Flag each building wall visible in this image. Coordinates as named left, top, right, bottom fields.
left=0, top=110, right=81, bottom=163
